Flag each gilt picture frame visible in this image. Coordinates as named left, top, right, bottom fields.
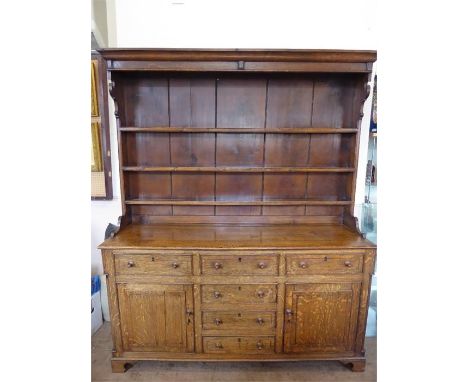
left=91, top=122, right=103, bottom=172
left=91, top=60, right=99, bottom=117
left=91, top=52, right=113, bottom=199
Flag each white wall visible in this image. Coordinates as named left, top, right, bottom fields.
left=112, top=0, right=376, bottom=49
left=92, top=0, right=109, bottom=47
left=91, top=0, right=376, bottom=274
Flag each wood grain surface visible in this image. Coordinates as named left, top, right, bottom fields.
left=99, top=223, right=375, bottom=249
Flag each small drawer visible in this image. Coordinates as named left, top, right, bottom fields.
left=203, top=336, right=275, bottom=354
left=201, top=254, right=279, bottom=275
left=115, top=254, right=192, bottom=276
left=286, top=253, right=363, bottom=275
left=201, top=284, right=277, bottom=305
left=202, top=311, right=276, bottom=333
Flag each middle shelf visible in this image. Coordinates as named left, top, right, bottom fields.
left=119, top=127, right=358, bottom=134
left=122, top=166, right=355, bottom=173
left=125, top=200, right=353, bottom=206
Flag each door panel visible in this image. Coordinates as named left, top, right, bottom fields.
left=284, top=283, right=360, bottom=353
left=118, top=284, right=194, bottom=352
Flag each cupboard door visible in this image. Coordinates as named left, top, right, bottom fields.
left=118, top=284, right=194, bottom=352
left=284, top=283, right=360, bottom=353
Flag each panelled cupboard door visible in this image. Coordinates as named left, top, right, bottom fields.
left=118, top=284, right=194, bottom=352
left=284, top=283, right=360, bottom=353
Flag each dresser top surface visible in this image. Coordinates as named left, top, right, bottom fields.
left=99, top=223, right=375, bottom=250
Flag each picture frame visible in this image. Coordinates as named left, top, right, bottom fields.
left=91, top=122, right=102, bottom=172
left=91, top=60, right=99, bottom=117
left=91, top=53, right=113, bottom=199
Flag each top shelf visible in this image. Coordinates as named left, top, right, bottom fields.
left=119, top=127, right=358, bottom=134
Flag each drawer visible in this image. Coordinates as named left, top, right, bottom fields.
left=286, top=253, right=363, bottom=275
left=201, top=254, right=279, bottom=275
left=115, top=254, right=192, bottom=276
left=202, top=311, right=276, bottom=333
left=201, top=284, right=277, bottom=305
left=203, top=336, right=275, bottom=354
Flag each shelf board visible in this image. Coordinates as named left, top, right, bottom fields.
left=122, top=166, right=355, bottom=173
left=120, top=127, right=358, bottom=134
left=125, top=200, right=353, bottom=206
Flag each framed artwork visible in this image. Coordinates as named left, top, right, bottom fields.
left=91, top=61, right=99, bottom=117
left=91, top=122, right=103, bottom=172
left=91, top=53, right=113, bottom=199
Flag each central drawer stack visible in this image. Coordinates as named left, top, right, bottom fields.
left=200, top=253, right=279, bottom=354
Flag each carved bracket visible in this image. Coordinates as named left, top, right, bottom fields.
left=107, top=74, right=120, bottom=120
left=105, top=223, right=119, bottom=239
left=105, top=215, right=130, bottom=239
left=359, top=77, right=373, bottom=118
left=343, top=212, right=365, bottom=238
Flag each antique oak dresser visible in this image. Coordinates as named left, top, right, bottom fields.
left=98, top=48, right=377, bottom=373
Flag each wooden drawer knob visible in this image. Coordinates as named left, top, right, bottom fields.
left=299, top=261, right=307, bottom=269
left=213, top=262, right=223, bottom=270
left=256, top=317, right=264, bottom=325
left=256, top=341, right=264, bottom=350
left=214, top=318, right=223, bottom=326
left=256, top=290, right=265, bottom=298
left=172, top=262, right=180, bottom=268
left=258, top=262, right=266, bottom=269
left=213, top=291, right=222, bottom=299
left=344, top=261, right=352, bottom=267
left=215, top=343, right=223, bottom=349
left=127, top=261, right=135, bottom=268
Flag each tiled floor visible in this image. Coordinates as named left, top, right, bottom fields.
left=92, top=323, right=377, bottom=382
